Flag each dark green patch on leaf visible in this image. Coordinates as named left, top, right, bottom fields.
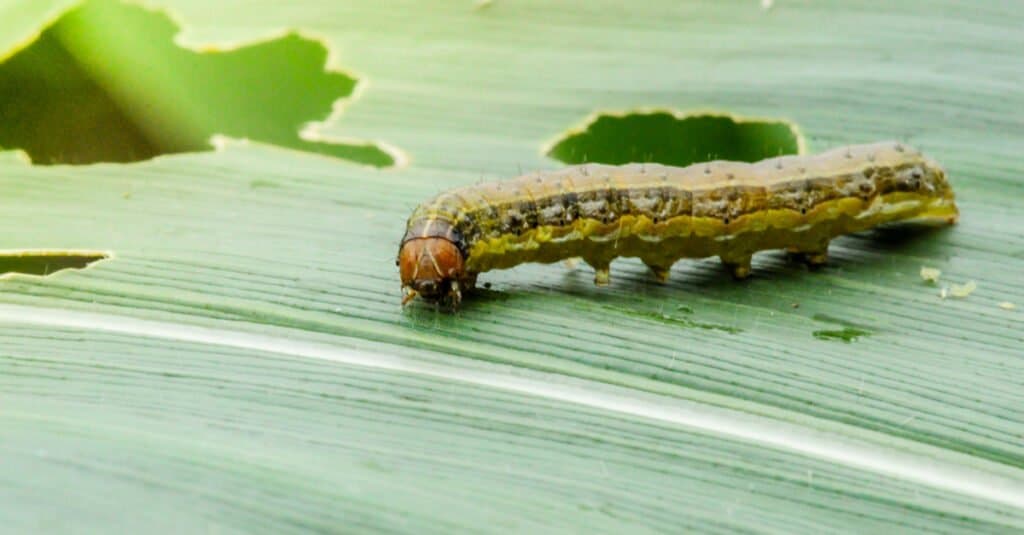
left=0, top=0, right=395, bottom=166
left=813, top=327, right=871, bottom=343
left=812, top=313, right=873, bottom=342
left=0, top=251, right=109, bottom=277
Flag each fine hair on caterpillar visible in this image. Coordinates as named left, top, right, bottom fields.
left=397, top=141, right=958, bottom=307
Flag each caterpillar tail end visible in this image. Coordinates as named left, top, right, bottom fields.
left=919, top=192, right=959, bottom=225
left=943, top=201, right=960, bottom=225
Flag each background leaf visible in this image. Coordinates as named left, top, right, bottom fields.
left=0, top=0, right=394, bottom=165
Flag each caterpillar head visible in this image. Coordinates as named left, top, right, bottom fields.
left=398, top=237, right=467, bottom=307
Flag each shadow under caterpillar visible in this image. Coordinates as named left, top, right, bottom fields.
left=398, top=141, right=958, bottom=307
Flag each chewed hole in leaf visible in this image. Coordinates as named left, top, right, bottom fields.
left=546, top=110, right=803, bottom=166
left=0, top=251, right=110, bottom=278
left=0, top=0, right=396, bottom=167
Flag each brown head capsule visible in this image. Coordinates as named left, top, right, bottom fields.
left=398, top=236, right=468, bottom=307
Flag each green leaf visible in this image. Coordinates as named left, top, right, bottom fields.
left=1, top=0, right=1023, bottom=532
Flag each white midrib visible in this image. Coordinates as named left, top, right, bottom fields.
left=1, top=303, right=1022, bottom=510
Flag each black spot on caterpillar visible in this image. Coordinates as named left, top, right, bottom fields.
left=398, top=142, right=958, bottom=307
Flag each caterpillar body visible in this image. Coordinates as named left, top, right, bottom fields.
left=398, top=141, right=958, bottom=306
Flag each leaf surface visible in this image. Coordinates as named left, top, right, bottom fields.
left=1, top=0, right=1023, bottom=532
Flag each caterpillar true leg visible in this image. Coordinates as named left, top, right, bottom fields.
left=449, top=280, right=463, bottom=308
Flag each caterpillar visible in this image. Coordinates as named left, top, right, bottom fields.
left=398, top=141, right=958, bottom=306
